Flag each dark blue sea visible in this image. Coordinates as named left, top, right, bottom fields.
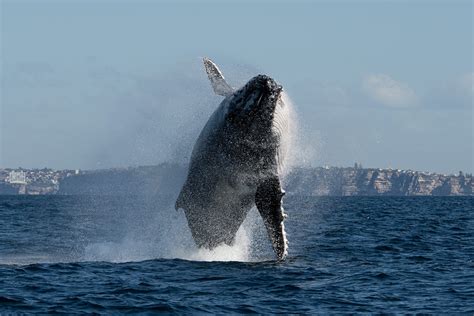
left=0, top=195, right=472, bottom=314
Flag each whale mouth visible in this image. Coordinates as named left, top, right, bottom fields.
left=228, top=75, right=284, bottom=131
left=258, top=87, right=282, bottom=114
left=240, top=81, right=283, bottom=131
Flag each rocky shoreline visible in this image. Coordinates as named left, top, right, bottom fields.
left=0, top=164, right=472, bottom=196
left=285, top=166, right=472, bottom=196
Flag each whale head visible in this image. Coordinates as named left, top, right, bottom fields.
left=226, top=75, right=285, bottom=133
left=203, top=57, right=291, bottom=167
left=202, top=58, right=285, bottom=133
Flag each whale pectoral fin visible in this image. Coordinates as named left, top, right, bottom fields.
left=203, top=57, right=234, bottom=96
left=255, top=176, right=288, bottom=261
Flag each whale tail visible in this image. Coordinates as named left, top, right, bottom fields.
left=203, top=57, right=234, bottom=96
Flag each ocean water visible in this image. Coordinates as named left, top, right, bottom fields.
left=0, top=195, right=472, bottom=313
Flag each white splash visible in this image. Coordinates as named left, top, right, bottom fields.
left=82, top=207, right=270, bottom=263
left=176, top=227, right=251, bottom=262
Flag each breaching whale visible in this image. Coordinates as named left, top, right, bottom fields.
left=176, top=58, right=290, bottom=260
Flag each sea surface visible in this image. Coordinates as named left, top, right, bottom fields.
left=0, top=195, right=472, bottom=314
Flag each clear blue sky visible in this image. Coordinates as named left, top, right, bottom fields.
left=1, top=0, right=472, bottom=174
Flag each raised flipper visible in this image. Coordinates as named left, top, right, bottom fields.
left=203, top=57, right=234, bottom=96
left=255, top=176, right=288, bottom=261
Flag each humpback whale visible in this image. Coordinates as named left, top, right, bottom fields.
left=176, top=58, right=290, bottom=260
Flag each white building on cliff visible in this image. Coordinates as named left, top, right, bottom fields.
left=8, top=170, right=27, bottom=184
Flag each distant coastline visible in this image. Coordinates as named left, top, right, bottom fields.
left=0, top=163, right=472, bottom=196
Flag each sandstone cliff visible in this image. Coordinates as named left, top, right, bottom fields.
left=285, top=167, right=472, bottom=196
